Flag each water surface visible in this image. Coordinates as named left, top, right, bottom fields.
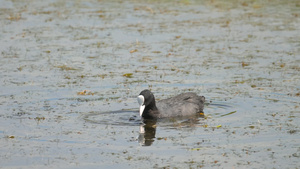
left=0, top=0, right=299, bottom=168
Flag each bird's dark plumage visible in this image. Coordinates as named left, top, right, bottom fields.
left=137, top=89, right=205, bottom=119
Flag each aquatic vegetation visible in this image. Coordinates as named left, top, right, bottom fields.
left=77, top=90, right=95, bottom=96
left=122, top=73, right=133, bottom=78
left=0, top=0, right=299, bottom=168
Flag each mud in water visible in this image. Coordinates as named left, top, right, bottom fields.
left=0, top=0, right=299, bottom=168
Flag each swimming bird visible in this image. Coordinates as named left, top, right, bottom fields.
left=137, top=89, right=205, bottom=119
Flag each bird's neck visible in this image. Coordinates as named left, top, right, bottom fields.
left=143, top=102, right=159, bottom=119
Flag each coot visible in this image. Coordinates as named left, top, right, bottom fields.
left=137, top=89, right=205, bottom=119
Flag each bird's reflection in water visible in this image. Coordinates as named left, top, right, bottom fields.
left=138, top=119, right=157, bottom=146
left=138, top=113, right=205, bottom=146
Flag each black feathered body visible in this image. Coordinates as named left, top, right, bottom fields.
left=140, top=90, right=205, bottom=119
left=156, top=92, right=205, bottom=118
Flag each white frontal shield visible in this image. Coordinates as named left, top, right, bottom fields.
left=137, top=95, right=145, bottom=116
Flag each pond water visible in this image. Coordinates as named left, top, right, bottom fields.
left=0, top=0, right=299, bottom=168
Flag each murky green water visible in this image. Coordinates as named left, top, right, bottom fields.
left=1, top=0, right=299, bottom=168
